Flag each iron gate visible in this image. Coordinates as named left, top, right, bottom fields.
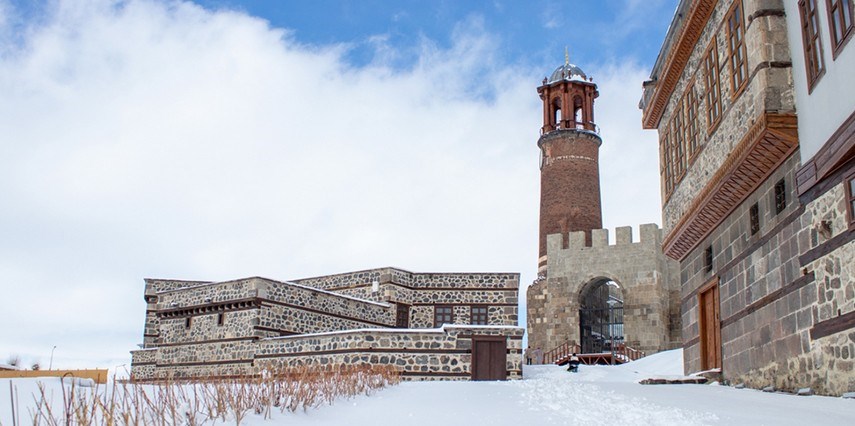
left=579, top=281, right=624, bottom=354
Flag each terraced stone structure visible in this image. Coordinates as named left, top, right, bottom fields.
left=131, top=268, right=523, bottom=381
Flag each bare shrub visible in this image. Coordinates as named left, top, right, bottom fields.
left=23, top=363, right=400, bottom=425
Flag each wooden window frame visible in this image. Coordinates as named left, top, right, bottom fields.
left=434, top=305, right=453, bottom=327
left=471, top=306, right=488, bottom=325
left=845, top=169, right=855, bottom=229
left=685, top=81, right=701, bottom=164
left=749, top=202, right=760, bottom=235
left=672, top=106, right=686, bottom=181
left=661, top=129, right=673, bottom=199
left=704, top=39, right=723, bottom=134
left=827, top=0, right=855, bottom=58
left=774, top=178, right=787, bottom=214
left=725, top=1, right=749, bottom=99
left=703, top=245, right=714, bottom=273
left=800, top=0, right=827, bottom=92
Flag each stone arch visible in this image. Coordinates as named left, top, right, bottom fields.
left=577, top=276, right=624, bottom=354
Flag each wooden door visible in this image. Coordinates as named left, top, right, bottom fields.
left=698, top=279, right=722, bottom=370
left=471, top=336, right=507, bottom=381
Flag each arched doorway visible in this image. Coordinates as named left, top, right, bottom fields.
left=579, top=278, right=624, bottom=354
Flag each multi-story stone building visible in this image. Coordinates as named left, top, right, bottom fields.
left=527, top=60, right=682, bottom=360
left=641, top=0, right=854, bottom=395
left=131, top=267, right=523, bottom=381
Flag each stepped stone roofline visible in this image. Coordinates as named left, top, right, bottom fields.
left=144, top=276, right=391, bottom=307
left=293, top=266, right=520, bottom=290
left=546, top=223, right=663, bottom=252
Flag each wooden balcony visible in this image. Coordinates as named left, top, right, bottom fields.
left=663, top=112, right=799, bottom=261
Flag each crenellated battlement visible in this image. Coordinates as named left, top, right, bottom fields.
left=546, top=223, right=663, bottom=253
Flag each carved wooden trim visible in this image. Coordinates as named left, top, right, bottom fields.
left=643, top=0, right=720, bottom=129
left=663, top=113, right=799, bottom=260
left=796, top=108, right=855, bottom=195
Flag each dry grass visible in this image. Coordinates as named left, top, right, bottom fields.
left=15, top=364, right=399, bottom=425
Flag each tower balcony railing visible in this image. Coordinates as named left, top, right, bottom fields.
left=541, top=121, right=600, bottom=135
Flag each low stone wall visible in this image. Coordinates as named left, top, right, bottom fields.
left=263, top=280, right=394, bottom=326
left=131, top=326, right=524, bottom=382
left=257, top=303, right=387, bottom=336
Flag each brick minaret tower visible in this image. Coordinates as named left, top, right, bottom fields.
left=536, top=57, right=603, bottom=274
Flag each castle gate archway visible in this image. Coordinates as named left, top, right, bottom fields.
left=579, top=278, right=623, bottom=354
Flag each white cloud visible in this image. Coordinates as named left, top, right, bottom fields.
left=0, top=0, right=661, bottom=367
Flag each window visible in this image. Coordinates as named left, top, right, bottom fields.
left=750, top=203, right=760, bottom=235
left=434, top=306, right=453, bottom=327
left=661, top=130, right=673, bottom=196
left=574, top=96, right=584, bottom=129
left=726, top=1, right=749, bottom=97
left=471, top=306, right=488, bottom=325
left=800, top=0, right=826, bottom=91
left=827, top=0, right=854, bottom=57
left=704, top=40, right=723, bottom=132
left=217, top=313, right=225, bottom=326
left=685, top=82, right=701, bottom=161
left=846, top=171, right=855, bottom=227
left=704, top=245, right=714, bottom=273
left=774, top=178, right=787, bottom=214
left=185, top=317, right=192, bottom=328
left=672, top=104, right=685, bottom=180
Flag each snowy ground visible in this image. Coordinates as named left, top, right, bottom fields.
left=2, top=350, right=852, bottom=425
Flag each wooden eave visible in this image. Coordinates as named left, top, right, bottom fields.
left=663, top=113, right=799, bottom=260
left=643, top=0, right=719, bottom=130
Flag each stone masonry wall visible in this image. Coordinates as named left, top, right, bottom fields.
left=527, top=224, right=681, bottom=356
left=262, top=280, right=395, bottom=326
left=257, top=304, right=387, bottom=336
left=659, top=0, right=795, bottom=233
left=131, top=326, right=524, bottom=381
left=133, top=269, right=523, bottom=382
left=680, top=153, right=855, bottom=395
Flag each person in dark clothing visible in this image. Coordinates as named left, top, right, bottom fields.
left=567, top=353, right=580, bottom=372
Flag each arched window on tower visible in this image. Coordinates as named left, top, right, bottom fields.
left=552, top=97, right=562, bottom=129
left=574, top=96, right=584, bottom=130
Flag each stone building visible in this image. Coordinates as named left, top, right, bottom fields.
left=641, top=0, right=854, bottom=395
left=527, top=60, right=682, bottom=360
left=131, top=267, right=523, bottom=381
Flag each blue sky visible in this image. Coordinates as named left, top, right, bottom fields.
left=201, top=0, right=677, bottom=70
left=6, top=0, right=678, bottom=71
left=0, top=0, right=675, bottom=370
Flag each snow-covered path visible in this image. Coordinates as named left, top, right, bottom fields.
left=2, top=350, right=852, bottom=425
left=279, top=350, right=853, bottom=426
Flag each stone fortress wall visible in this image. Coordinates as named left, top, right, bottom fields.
left=132, top=268, right=523, bottom=382
left=527, top=224, right=681, bottom=355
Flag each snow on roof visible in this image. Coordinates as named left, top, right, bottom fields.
left=0, top=363, right=19, bottom=370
